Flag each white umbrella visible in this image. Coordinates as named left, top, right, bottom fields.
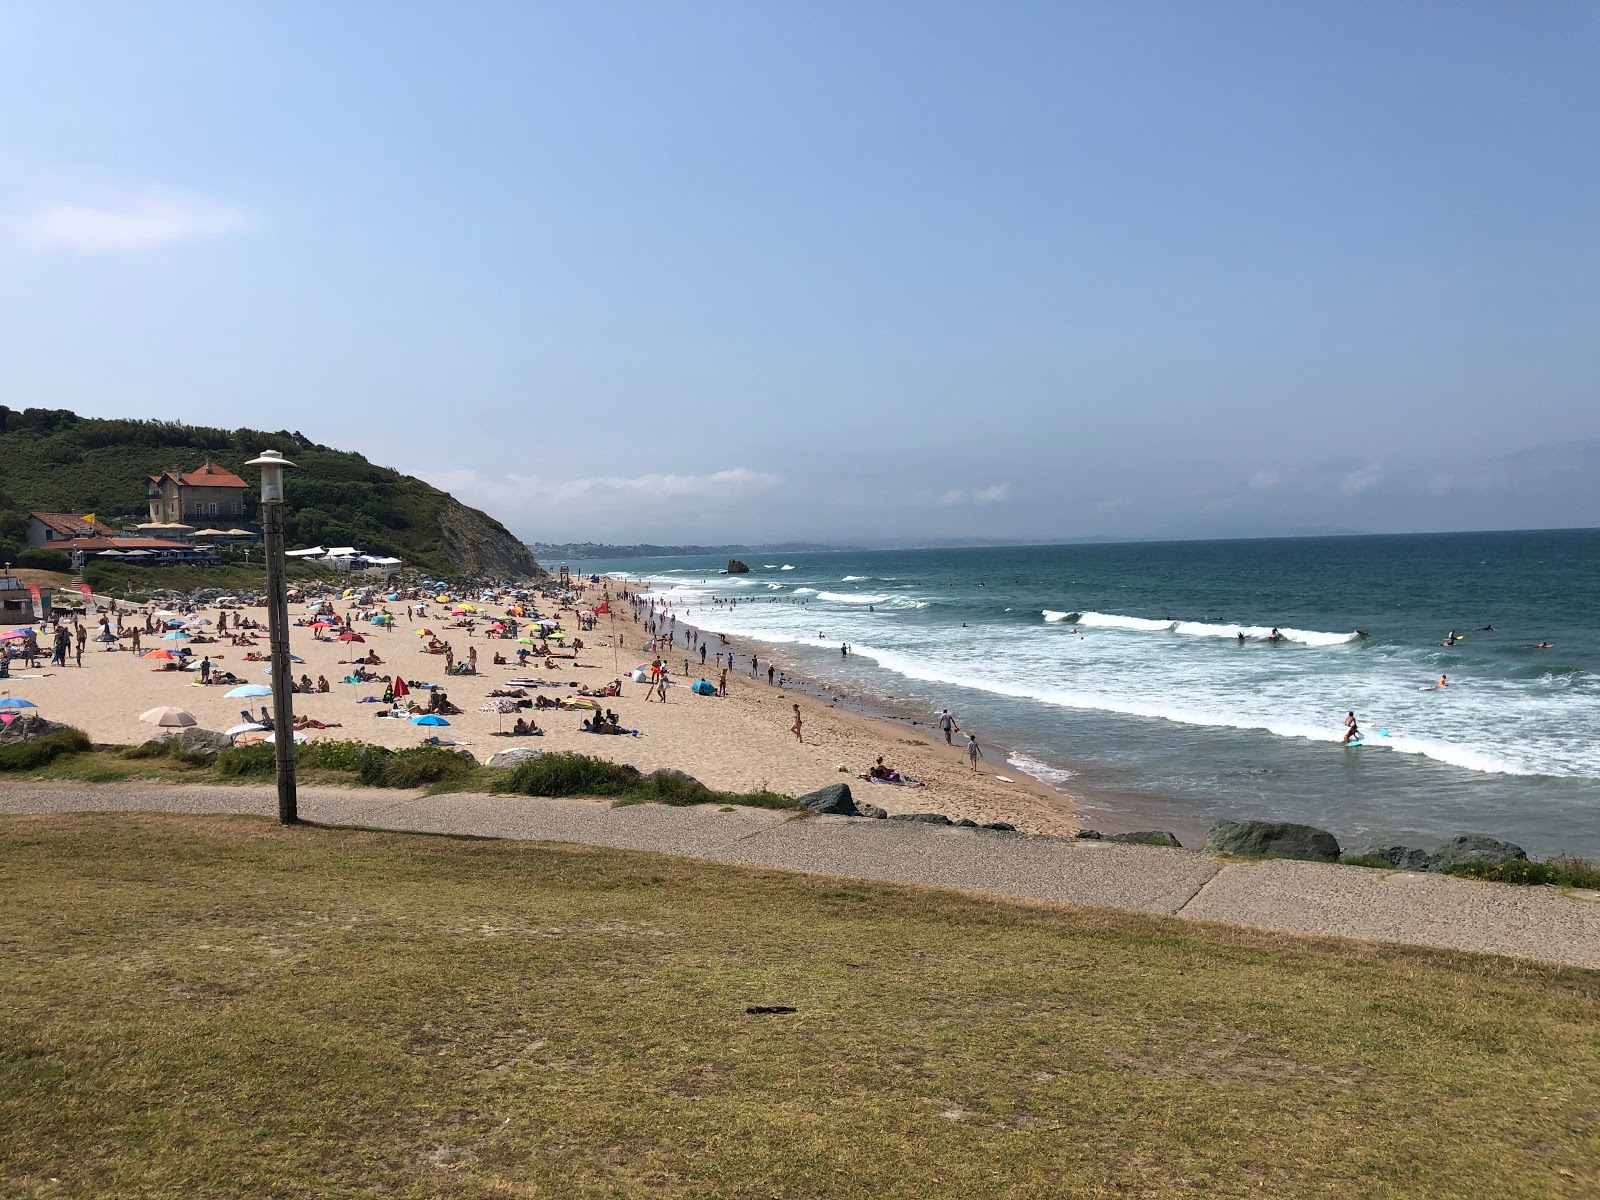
left=263, top=730, right=309, bottom=744
left=139, top=706, right=197, bottom=728
left=226, top=722, right=267, bottom=737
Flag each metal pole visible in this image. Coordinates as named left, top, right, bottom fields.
left=262, top=502, right=299, bottom=824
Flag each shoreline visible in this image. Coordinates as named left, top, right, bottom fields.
left=7, top=584, right=1083, bottom=837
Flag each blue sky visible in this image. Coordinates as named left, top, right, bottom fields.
left=3, top=3, right=1597, bottom=542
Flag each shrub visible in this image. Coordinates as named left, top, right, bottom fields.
left=119, top=737, right=212, bottom=767
left=0, top=728, right=90, bottom=771
left=378, top=746, right=475, bottom=789
left=501, top=753, right=642, bottom=798
left=16, top=546, right=71, bottom=572
left=213, top=741, right=277, bottom=777
left=1440, top=856, right=1600, bottom=889
left=299, top=739, right=373, bottom=774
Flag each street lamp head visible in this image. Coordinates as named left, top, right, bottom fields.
left=245, top=449, right=297, bottom=505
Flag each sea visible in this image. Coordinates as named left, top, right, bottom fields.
left=567, top=530, right=1600, bottom=859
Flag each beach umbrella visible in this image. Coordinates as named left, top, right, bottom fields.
left=226, top=722, right=266, bottom=737
left=264, top=730, right=309, bottom=744
left=0, top=697, right=38, bottom=709
left=0, top=629, right=30, bottom=641
left=479, top=697, right=518, bottom=730
left=188, top=618, right=213, bottom=626
left=226, top=684, right=273, bottom=698
left=414, top=628, right=434, bottom=636
left=411, top=714, right=449, bottom=726
left=166, top=619, right=186, bottom=628
left=387, top=593, right=401, bottom=601
left=342, top=589, right=355, bottom=599
left=458, top=603, right=477, bottom=613
left=161, top=631, right=189, bottom=640
left=142, top=649, right=176, bottom=661
left=338, top=631, right=365, bottom=642
left=140, top=706, right=197, bottom=728
left=516, top=637, right=538, bottom=645
left=311, top=620, right=339, bottom=629
left=154, top=610, right=178, bottom=618
left=392, top=678, right=410, bottom=697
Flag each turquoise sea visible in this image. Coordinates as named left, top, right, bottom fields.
left=571, top=530, right=1600, bottom=858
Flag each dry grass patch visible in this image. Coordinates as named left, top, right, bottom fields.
left=1, top=813, right=1597, bottom=1199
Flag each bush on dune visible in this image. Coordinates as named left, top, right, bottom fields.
left=0, top=728, right=91, bottom=771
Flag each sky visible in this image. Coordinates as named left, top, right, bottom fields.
left=2, top=2, right=1597, bottom=544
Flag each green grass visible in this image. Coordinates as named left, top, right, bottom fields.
left=0, top=728, right=90, bottom=772
left=1440, top=856, right=1600, bottom=889
left=0, top=814, right=1596, bottom=1199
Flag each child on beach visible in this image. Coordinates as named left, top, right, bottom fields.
left=967, top=734, right=984, bottom=773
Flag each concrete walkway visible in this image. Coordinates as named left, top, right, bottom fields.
left=5, top=783, right=1598, bottom=970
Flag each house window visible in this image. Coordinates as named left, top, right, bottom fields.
left=209, top=502, right=219, bottom=516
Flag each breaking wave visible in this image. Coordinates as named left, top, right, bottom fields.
left=1068, top=611, right=1360, bottom=647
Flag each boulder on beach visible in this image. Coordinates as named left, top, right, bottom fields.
left=173, top=727, right=231, bottom=760
left=856, top=801, right=888, bottom=819
left=649, top=767, right=705, bottom=790
left=0, top=713, right=69, bottom=744
left=1348, top=844, right=1434, bottom=871
left=1204, top=819, right=1341, bottom=862
left=486, top=747, right=545, bottom=769
left=1106, top=831, right=1183, bottom=848
left=794, top=783, right=859, bottom=816
left=1430, top=834, right=1527, bottom=870
left=982, top=821, right=1018, bottom=833
left=726, top=559, right=751, bottom=574
left=890, top=812, right=953, bottom=826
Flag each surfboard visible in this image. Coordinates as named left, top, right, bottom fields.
left=993, top=774, right=1013, bottom=783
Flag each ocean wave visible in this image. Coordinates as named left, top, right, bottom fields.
left=780, top=565, right=795, bottom=570
left=763, top=564, right=778, bottom=568
left=841, top=575, right=868, bottom=581
left=816, top=592, right=892, bottom=604
left=1072, top=610, right=1359, bottom=646
left=792, top=587, right=818, bottom=595
left=1042, top=610, right=1070, bottom=622
left=845, top=643, right=1553, bottom=778
left=1007, top=752, right=1077, bottom=787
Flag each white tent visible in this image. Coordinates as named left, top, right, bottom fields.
left=285, top=546, right=327, bottom=558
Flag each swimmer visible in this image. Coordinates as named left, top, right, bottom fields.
left=1479, top=625, right=1494, bottom=632
left=1437, top=674, right=1448, bottom=688
left=1530, top=642, right=1555, bottom=649
left=1342, top=710, right=1361, bottom=744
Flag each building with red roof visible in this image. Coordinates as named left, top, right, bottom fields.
left=146, top=459, right=250, bottom=524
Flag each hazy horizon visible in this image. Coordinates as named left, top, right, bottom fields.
left=3, top=3, right=1596, bottom=544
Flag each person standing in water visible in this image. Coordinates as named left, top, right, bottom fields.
left=1343, top=711, right=1361, bottom=744
left=938, top=709, right=958, bottom=745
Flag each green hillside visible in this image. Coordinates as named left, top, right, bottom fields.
left=0, top=407, right=541, bottom=578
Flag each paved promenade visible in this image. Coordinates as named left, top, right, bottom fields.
left=4, top=782, right=1597, bottom=970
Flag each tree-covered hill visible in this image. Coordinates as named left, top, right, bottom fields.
left=0, top=408, right=541, bottom=578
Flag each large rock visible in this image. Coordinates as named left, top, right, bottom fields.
left=794, top=783, right=859, bottom=816
left=890, top=812, right=953, bottom=826
left=1107, top=831, right=1183, bottom=848
left=1348, top=844, right=1433, bottom=871
left=856, top=801, right=888, bottom=819
left=486, top=747, right=545, bottom=769
left=173, top=727, right=231, bottom=759
left=1204, top=819, right=1341, bottom=862
left=726, top=559, right=751, bottom=574
left=982, top=822, right=1018, bottom=833
left=649, top=767, right=704, bottom=789
left=1430, top=834, right=1527, bottom=870
left=0, top=713, right=69, bottom=743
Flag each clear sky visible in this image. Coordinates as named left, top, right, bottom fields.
left=2, top=3, right=1597, bottom=543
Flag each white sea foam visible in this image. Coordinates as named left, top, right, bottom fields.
left=816, top=592, right=892, bottom=604
left=1042, top=610, right=1070, bottom=622
left=792, top=587, right=817, bottom=595
left=780, top=565, right=795, bottom=570
left=841, top=575, right=868, bottom=581
left=1073, top=610, right=1359, bottom=646
left=1007, top=752, right=1077, bottom=787
left=1076, top=611, right=1172, bottom=632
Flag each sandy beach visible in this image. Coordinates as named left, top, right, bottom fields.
left=5, top=581, right=1081, bottom=835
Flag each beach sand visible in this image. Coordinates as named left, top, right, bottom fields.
left=9, top=586, right=1080, bottom=836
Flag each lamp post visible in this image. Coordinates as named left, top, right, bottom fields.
left=245, top=450, right=299, bottom=825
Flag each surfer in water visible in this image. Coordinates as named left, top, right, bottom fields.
left=1343, top=711, right=1361, bottom=745
left=1443, top=631, right=1459, bottom=647
left=1437, top=674, right=1448, bottom=688
left=1268, top=627, right=1282, bottom=644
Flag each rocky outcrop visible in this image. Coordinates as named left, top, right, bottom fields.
left=726, top=559, right=750, bottom=574
left=1204, top=819, right=1341, bottom=862
left=1430, top=834, right=1527, bottom=870
left=434, top=491, right=542, bottom=578
left=890, top=812, right=953, bottom=826
left=856, top=801, right=888, bottom=819
left=794, top=783, right=859, bottom=816
left=0, top=713, right=69, bottom=743
left=1108, top=831, right=1182, bottom=848
left=1348, top=844, right=1434, bottom=871
left=486, top=747, right=545, bottom=769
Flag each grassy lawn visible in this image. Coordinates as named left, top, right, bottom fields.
left=2, top=815, right=1596, bottom=1199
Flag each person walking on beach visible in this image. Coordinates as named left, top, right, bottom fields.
left=966, top=733, right=984, bottom=773
left=791, top=703, right=803, bottom=743
left=938, top=709, right=958, bottom=745
left=718, top=667, right=727, bottom=696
